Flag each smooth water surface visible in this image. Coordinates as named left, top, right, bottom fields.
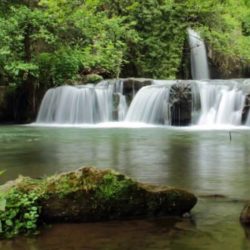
left=0, top=125, right=250, bottom=249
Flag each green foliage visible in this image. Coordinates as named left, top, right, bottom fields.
left=170, top=0, right=250, bottom=75
left=0, top=189, right=41, bottom=238
left=1, top=1, right=250, bottom=80
left=102, top=0, right=250, bottom=78
left=39, top=0, right=132, bottom=80
left=96, top=173, right=135, bottom=201
left=0, top=0, right=134, bottom=89
left=101, top=0, right=183, bottom=78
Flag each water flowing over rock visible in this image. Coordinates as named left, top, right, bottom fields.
left=125, top=83, right=172, bottom=124
left=36, top=28, right=238, bottom=126
left=117, top=93, right=128, bottom=121
left=187, top=28, right=210, bottom=80
left=193, top=80, right=247, bottom=126
left=36, top=82, right=114, bottom=124
left=35, top=78, right=250, bottom=127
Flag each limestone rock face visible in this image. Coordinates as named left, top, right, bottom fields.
left=2, top=167, right=197, bottom=223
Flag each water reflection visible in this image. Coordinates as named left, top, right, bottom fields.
left=242, top=226, right=250, bottom=250
left=162, top=133, right=198, bottom=188
left=0, top=218, right=183, bottom=250
left=1, top=127, right=250, bottom=198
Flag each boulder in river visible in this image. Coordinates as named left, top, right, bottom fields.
left=0, top=167, right=197, bottom=237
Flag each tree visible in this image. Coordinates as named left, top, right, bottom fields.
left=0, top=0, right=136, bottom=121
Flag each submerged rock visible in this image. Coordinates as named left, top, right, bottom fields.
left=2, top=167, right=197, bottom=223
left=240, top=203, right=250, bottom=226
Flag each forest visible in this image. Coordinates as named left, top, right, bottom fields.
left=0, top=0, right=250, bottom=122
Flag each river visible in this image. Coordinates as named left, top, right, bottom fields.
left=0, top=125, right=250, bottom=249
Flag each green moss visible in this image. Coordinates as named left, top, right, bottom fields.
left=85, top=74, right=104, bottom=84
left=95, top=173, right=136, bottom=201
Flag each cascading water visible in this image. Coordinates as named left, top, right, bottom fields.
left=35, top=29, right=250, bottom=128
left=188, top=28, right=210, bottom=80
left=36, top=82, right=114, bottom=124
left=95, top=81, right=114, bottom=122
left=35, top=79, right=250, bottom=127
left=194, top=81, right=246, bottom=126
left=118, top=94, right=128, bottom=121
left=114, top=79, right=128, bottom=121
left=187, top=28, right=249, bottom=127
left=36, top=79, right=174, bottom=125
left=125, top=82, right=172, bottom=124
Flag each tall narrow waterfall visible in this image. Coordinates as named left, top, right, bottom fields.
left=188, top=28, right=210, bottom=80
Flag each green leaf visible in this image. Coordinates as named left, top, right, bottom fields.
left=6, top=219, right=13, bottom=226
left=0, top=198, right=6, bottom=211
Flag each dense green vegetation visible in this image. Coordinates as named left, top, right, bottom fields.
left=0, top=0, right=250, bottom=121
left=0, top=188, right=41, bottom=238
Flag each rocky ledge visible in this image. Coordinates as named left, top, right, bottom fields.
left=0, top=167, right=197, bottom=237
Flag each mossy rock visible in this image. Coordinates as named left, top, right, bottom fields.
left=84, top=74, right=103, bottom=83
left=1, top=167, right=197, bottom=224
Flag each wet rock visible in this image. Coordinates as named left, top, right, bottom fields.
left=169, top=82, right=192, bottom=126
left=7, top=167, right=197, bottom=223
left=242, top=94, right=250, bottom=124
left=122, top=78, right=152, bottom=95
left=240, top=203, right=250, bottom=226
left=122, top=78, right=152, bottom=104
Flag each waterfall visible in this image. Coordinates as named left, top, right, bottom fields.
left=118, top=94, right=128, bottom=121
left=245, top=112, right=250, bottom=126
left=95, top=81, right=114, bottom=122
left=191, top=82, right=201, bottom=124
left=188, top=28, right=210, bottom=80
left=36, top=82, right=113, bottom=124
left=193, top=80, right=246, bottom=126
left=114, top=80, right=128, bottom=121
left=125, top=82, right=172, bottom=124
left=187, top=29, right=249, bottom=127
left=35, top=78, right=250, bottom=127
left=35, top=29, right=250, bottom=127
